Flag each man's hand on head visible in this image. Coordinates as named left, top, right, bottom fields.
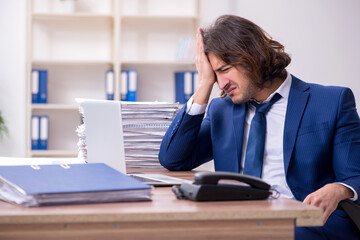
left=193, top=28, right=216, bottom=105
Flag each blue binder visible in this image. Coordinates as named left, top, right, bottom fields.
left=0, top=163, right=152, bottom=207
left=31, top=115, right=40, bottom=150
left=105, top=70, right=114, bottom=100
left=127, top=69, right=137, bottom=102
left=175, top=71, right=193, bottom=104
left=38, top=70, right=48, bottom=104
left=39, top=115, right=49, bottom=150
left=31, top=70, right=39, bottom=103
left=120, top=70, right=128, bottom=101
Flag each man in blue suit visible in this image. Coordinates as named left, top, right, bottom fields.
left=159, top=15, right=360, bottom=239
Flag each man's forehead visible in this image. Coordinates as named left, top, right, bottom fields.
left=208, top=54, right=228, bottom=71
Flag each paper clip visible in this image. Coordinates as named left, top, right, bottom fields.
left=31, top=164, right=41, bottom=170
left=60, top=163, right=70, bottom=169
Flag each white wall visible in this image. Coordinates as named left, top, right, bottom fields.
left=0, top=0, right=359, bottom=157
left=203, top=0, right=360, bottom=105
left=0, top=0, right=26, bottom=156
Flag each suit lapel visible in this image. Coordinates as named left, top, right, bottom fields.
left=283, top=75, right=310, bottom=175
left=232, top=100, right=247, bottom=173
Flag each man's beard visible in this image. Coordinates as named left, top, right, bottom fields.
left=227, top=83, right=261, bottom=105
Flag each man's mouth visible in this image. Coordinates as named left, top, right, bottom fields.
left=226, top=87, right=236, bottom=96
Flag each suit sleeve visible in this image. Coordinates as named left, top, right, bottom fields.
left=332, top=88, right=360, bottom=205
left=158, top=103, right=214, bottom=171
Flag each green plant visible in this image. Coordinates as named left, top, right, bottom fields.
left=0, top=111, right=8, bottom=140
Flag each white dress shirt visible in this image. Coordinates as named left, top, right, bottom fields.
left=186, top=73, right=357, bottom=200
left=241, top=73, right=293, bottom=198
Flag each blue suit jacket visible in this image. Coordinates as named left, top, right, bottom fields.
left=159, top=75, right=360, bottom=207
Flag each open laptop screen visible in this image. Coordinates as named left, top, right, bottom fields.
left=77, top=99, right=189, bottom=186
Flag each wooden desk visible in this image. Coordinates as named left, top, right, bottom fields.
left=0, top=171, right=323, bottom=240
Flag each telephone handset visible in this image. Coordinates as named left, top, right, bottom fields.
left=172, top=171, right=272, bottom=201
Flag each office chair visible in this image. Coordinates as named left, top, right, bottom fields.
left=339, top=200, right=360, bottom=232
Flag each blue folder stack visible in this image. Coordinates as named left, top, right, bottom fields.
left=120, top=69, right=138, bottom=101
left=0, top=163, right=152, bottom=207
left=31, top=115, right=48, bottom=150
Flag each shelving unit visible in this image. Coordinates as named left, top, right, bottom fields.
left=26, top=0, right=202, bottom=158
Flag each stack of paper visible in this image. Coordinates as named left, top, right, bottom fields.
left=120, top=102, right=181, bottom=168
left=76, top=123, right=87, bottom=159
left=0, top=163, right=152, bottom=207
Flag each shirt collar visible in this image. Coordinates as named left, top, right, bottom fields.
left=261, top=71, right=292, bottom=103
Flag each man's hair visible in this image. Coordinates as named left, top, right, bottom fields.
left=202, top=15, right=291, bottom=96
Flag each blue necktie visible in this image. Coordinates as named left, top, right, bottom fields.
left=243, top=93, right=281, bottom=178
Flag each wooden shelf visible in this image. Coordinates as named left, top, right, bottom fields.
left=30, top=150, right=78, bottom=157
left=32, top=13, right=114, bottom=20
left=31, top=104, right=79, bottom=111
left=26, top=0, right=201, bottom=157
left=122, top=15, right=199, bottom=21
left=32, top=59, right=114, bottom=66
left=121, top=60, right=195, bottom=66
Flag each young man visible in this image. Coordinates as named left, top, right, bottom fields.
left=159, top=15, right=360, bottom=239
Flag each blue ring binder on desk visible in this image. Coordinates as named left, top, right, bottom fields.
left=0, top=163, right=152, bottom=207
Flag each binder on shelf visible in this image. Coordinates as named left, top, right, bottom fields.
left=127, top=69, right=137, bottom=102
left=39, top=115, right=49, bottom=150
left=38, top=70, right=48, bottom=104
left=105, top=70, right=114, bottom=100
left=0, top=163, right=152, bottom=207
left=175, top=71, right=193, bottom=104
left=31, top=115, right=40, bottom=150
left=31, top=70, right=39, bottom=104
left=120, top=70, right=128, bottom=101
left=192, top=71, right=199, bottom=92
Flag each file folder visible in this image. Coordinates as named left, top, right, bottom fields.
left=105, top=70, right=114, bottom=100
left=0, top=163, right=152, bottom=207
left=38, top=70, right=48, bottom=104
left=121, top=70, right=128, bottom=101
left=31, top=115, right=40, bottom=150
left=175, top=71, right=192, bottom=104
left=39, top=115, right=49, bottom=150
left=127, top=69, right=137, bottom=102
left=31, top=70, right=39, bottom=103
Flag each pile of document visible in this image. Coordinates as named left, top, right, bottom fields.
left=121, top=101, right=181, bottom=168
left=76, top=123, right=87, bottom=160
left=76, top=101, right=181, bottom=168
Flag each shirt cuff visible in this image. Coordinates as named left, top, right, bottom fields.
left=337, top=182, right=358, bottom=201
left=186, top=96, right=207, bottom=116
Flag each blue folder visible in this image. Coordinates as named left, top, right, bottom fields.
left=31, top=115, right=40, bottom=150
left=38, top=70, right=48, bottom=104
left=120, top=70, right=128, bottom=101
left=175, top=71, right=193, bottom=104
left=105, top=70, right=114, bottom=100
left=39, top=115, right=49, bottom=150
left=127, top=69, right=137, bottom=102
left=31, top=70, right=40, bottom=103
left=0, top=163, right=152, bottom=207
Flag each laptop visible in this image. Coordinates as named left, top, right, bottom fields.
left=77, top=98, right=191, bottom=186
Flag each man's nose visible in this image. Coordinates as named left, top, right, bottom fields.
left=217, top=76, right=229, bottom=90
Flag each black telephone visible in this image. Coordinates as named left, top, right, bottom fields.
left=172, top=171, right=272, bottom=201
